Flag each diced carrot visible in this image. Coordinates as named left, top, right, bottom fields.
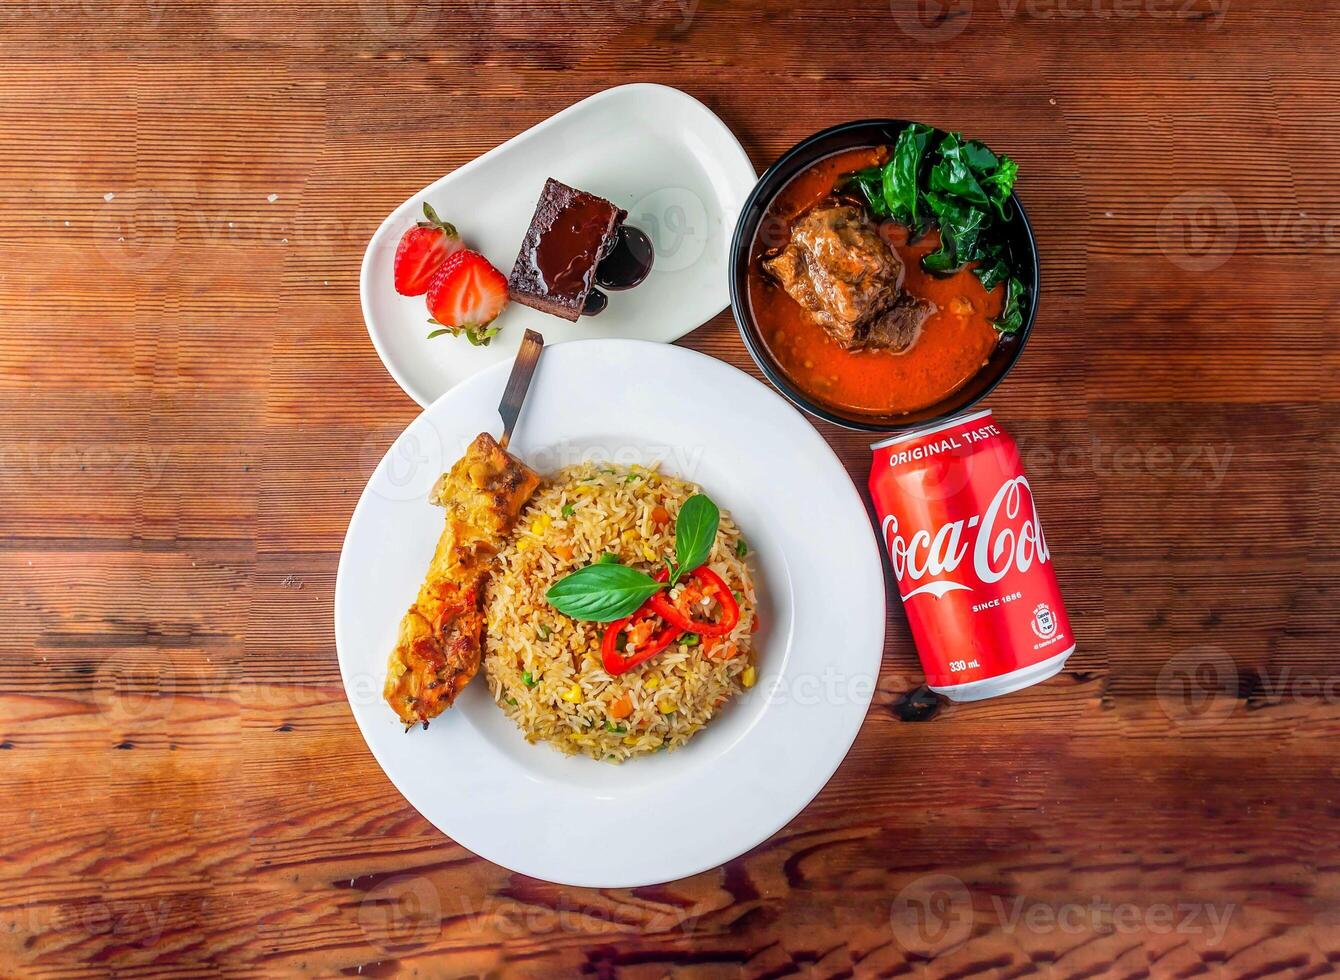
left=610, top=694, right=633, bottom=719
left=554, top=543, right=574, bottom=560
left=651, top=505, right=671, bottom=526
left=704, top=641, right=738, bottom=660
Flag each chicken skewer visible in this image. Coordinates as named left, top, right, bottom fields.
left=383, top=331, right=544, bottom=729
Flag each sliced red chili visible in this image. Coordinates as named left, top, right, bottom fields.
left=601, top=606, right=683, bottom=676
left=648, top=566, right=741, bottom=638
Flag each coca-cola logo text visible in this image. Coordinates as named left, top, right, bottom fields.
left=881, top=477, right=1050, bottom=600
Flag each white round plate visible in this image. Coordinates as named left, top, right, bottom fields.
left=335, top=340, right=885, bottom=888
left=359, top=84, right=757, bottom=407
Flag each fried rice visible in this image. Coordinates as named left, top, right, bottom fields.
left=484, top=462, right=757, bottom=762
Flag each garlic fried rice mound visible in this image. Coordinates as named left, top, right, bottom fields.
left=484, top=463, right=758, bottom=762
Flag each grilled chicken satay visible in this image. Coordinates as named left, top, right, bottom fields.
left=385, top=432, right=540, bottom=728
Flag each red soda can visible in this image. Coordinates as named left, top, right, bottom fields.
left=869, top=409, right=1074, bottom=701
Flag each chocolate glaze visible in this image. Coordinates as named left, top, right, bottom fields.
left=507, top=178, right=627, bottom=322
left=581, top=288, right=608, bottom=316
left=595, top=225, right=654, bottom=290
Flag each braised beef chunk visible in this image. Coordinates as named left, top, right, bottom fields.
left=762, top=203, right=935, bottom=353
left=867, top=296, right=937, bottom=352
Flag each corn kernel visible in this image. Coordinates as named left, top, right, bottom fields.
left=641, top=545, right=657, bottom=562
left=742, top=666, right=757, bottom=688
left=622, top=529, right=638, bottom=543
left=530, top=514, right=551, bottom=535
left=561, top=684, right=582, bottom=703
left=516, top=537, right=533, bottom=552
left=657, top=698, right=676, bottom=715
left=643, top=673, right=661, bottom=692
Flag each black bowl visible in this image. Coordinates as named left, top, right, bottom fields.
left=728, top=119, right=1040, bottom=434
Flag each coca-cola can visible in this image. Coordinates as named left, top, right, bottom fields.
left=869, top=409, right=1074, bottom=702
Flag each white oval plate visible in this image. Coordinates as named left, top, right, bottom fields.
left=335, top=340, right=885, bottom=888
left=359, top=84, right=758, bottom=407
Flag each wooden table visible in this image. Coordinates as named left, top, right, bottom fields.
left=2, top=1, right=1334, bottom=975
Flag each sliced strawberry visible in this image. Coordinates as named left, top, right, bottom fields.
left=425, top=250, right=509, bottom=347
left=393, top=202, right=461, bottom=296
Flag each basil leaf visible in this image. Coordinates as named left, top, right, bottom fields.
left=674, top=494, right=720, bottom=580
left=545, top=563, right=664, bottom=622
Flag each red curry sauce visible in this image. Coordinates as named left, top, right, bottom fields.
left=747, top=147, right=1003, bottom=417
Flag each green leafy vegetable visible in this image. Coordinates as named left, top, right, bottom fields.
left=671, top=494, right=720, bottom=585
left=885, top=122, right=933, bottom=225
left=545, top=563, right=665, bottom=623
left=981, top=156, right=1017, bottom=220
left=521, top=671, right=537, bottom=688
left=560, top=503, right=576, bottom=518
left=995, top=277, right=1026, bottom=333
left=735, top=538, right=748, bottom=558
left=597, top=552, right=620, bottom=565
left=929, top=133, right=988, bottom=208
left=837, top=166, right=888, bottom=219
left=975, top=255, right=1012, bottom=292
left=838, top=123, right=1028, bottom=334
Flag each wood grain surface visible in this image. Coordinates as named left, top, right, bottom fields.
left=1, top=0, right=1336, bottom=976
